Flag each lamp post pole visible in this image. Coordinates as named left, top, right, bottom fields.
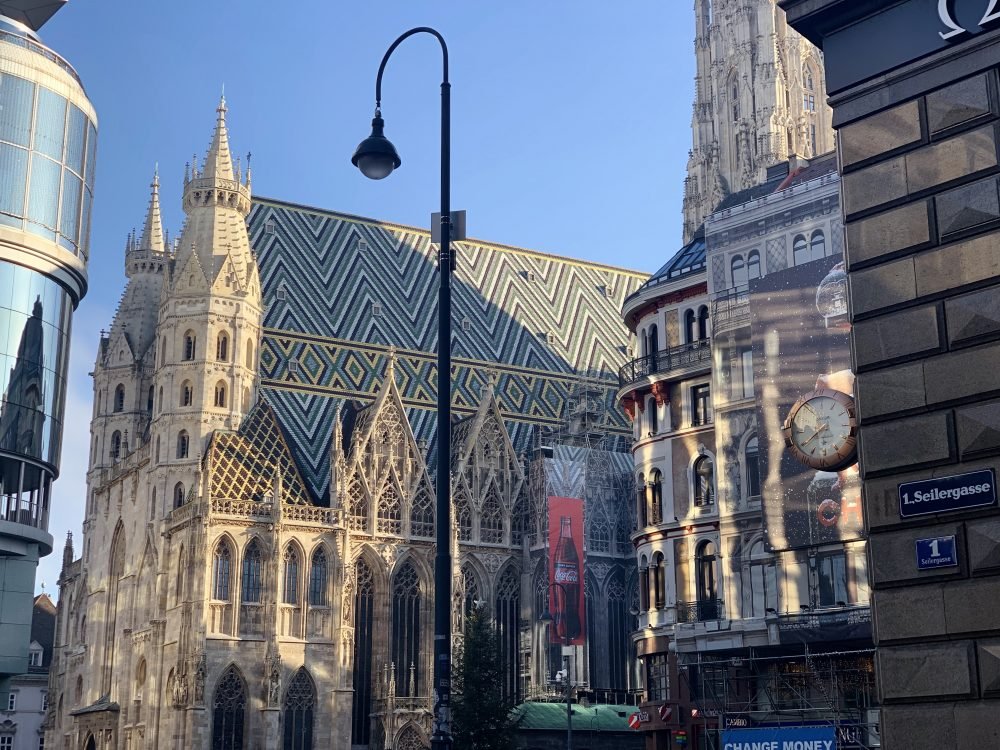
left=541, top=581, right=573, bottom=750
left=351, top=26, right=453, bottom=750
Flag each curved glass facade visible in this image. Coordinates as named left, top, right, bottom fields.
left=0, top=69, right=97, bottom=259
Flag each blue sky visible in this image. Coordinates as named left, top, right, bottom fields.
left=35, top=0, right=695, bottom=593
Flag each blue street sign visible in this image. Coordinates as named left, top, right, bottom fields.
left=916, top=535, right=958, bottom=570
left=722, top=726, right=835, bottom=750
left=898, top=469, right=997, bottom=518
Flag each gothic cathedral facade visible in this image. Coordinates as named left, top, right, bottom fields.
left=682, top=0, right=835, bottom=240
left=45, top=102, right=638, bottom=750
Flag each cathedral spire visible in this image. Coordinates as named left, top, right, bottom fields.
left=137, top=167, right=164, bottom=254
left=202, top=95, right=235, bottom=182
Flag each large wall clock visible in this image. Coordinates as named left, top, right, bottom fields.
left=781, top=388, right=858, bottom=471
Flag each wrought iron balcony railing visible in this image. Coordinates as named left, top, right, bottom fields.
left=676, top=599, right=725, bottom=623
left=618, top=339, right=712, bottom=389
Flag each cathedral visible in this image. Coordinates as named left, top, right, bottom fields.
left=682, top=0, right=834, bottom=240
left=45, top=100, right=642, bottom=750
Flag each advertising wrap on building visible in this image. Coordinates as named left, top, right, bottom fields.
left=547, top=495, right=585, bottom=645
left=751, top=254, right=863, bottom=551
left=722, top=725, right=836, bottom=750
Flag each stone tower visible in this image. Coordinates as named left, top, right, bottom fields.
left=681, top=0, right=834, bottom=241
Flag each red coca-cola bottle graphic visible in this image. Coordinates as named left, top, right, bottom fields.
left=553, top=516, right=582, bottom=641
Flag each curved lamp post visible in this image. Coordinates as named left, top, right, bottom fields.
left=352, top=27, right=453, bottom=750
left=540, top=581, right=574, bottom=750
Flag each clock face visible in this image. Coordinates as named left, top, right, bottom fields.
left=782, top=389, right=858, bottom=471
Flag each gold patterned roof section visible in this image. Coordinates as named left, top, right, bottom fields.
left=208, top=399, right=313, bottom=505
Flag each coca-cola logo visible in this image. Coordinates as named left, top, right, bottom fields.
left=554, top=566, right=578, bottom=583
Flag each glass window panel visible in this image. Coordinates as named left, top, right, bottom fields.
left=27, top=154, right=60, bottom=229
left=79, top=187, right=92, bottom=260
left=34, top=88, right=66, bottom=161
left=65, top=105, right=86, bottom=174
left=84, top=122, right=97, bottom=189
left=59, top=169, right=81, bottom=247
left=0, top=75, right=34, bottom=147
left=0, top=143, right=28, bottom=218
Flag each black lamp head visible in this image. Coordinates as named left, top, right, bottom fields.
left=352, top=112, right=401, bottom=180
left=538, top=609, right=553, bottom=625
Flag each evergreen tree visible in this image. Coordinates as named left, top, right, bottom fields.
left=452, top=607, right=515, bottom=750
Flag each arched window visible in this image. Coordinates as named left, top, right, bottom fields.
left=696, top=541, right=719, bottom=619
left=410, top=486, right=434, bottom=538
left=173, top=482, right=185, bottom=509
left=377, top=483, right=402, bottom=535
left=245, top=339, right=255, bottom=369
left=744, top=435, right=761, bottom=498
left=150, top=487, right=157, bottom=520
left=649, top=469, right=663, bottom=524
left=462, top=565, right=481, bottom=619
left=397, top=727, right=424, bottom=750
left=351, top=559, right=375, bottom=745
left=347, top=478, right=368, bottom=532
left=743, top=539, right=777, bottom=618
left=110, top=431, right=122, bottom=460
left=747, top=250, right=761, bottom=280
left=282, top=668, right=316, bottom=750
left=214, top=381, right=227, bottom=408
left=793, top=235, right=809, bottom=265
left=309, top=548, right=328, bottom=606
left=282, top=545, right=299, bottom=605
left=392, top=562, right=421, bottom=696
left=216, top=332, right=229, bottom=361
left=113, top=384, right=125, bottom=412
left=731, top=77, right=740, bottom=121
left=697, top=305, right=710, bottom=340
left=75, top=676, right=82, bottom=705
left=606, top=573, right=630, bottom=691
left=456, top=491, right=473, bottom=541
left=811, top=230, right=826, bottom=260
left=212, top=666, right=247, bottom=750
left=588, top=512, right=611, bottom=553
left=694, top=455, right=715, bottom=507
left=684, top=309, right=697, bottom=343
left=647, top=395, right=658, bottom=435
left=647, top=324, right=659, bottom=359
left=183, top=330, right=196, bottom=361
left=481, top=486, right=504, bottom=544
left=495, top=565, right=521, bottom=701
left=731, top=254, right=748, bottom=287
left=157, top=386, right=163, bottom=413
left=135, top=658, right=146, bottom=704
left=181, top=381, right=193, bottom=407
left=146, top=386, right=154, bottom=412
left=213, top=541, right=232, bottom=600
left=637, top=472, right=647, bottom=527
left=241, top=540, right=263, bottom=603
left=652, top=551, right=666, bottom=609
left=177, top=430, right=189, bottom=459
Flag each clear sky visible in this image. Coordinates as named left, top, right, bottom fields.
left=35, top=0, right=695, bottom=593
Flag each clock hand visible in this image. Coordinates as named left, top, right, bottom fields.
left=801, top=423, right=828, bottom=446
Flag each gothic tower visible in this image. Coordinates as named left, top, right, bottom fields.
left=681, top=0, right=834, bottom=241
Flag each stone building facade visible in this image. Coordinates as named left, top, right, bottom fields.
left=46, top=101, right=643, bottom=750
left=682, top=0, right=835, bottom=241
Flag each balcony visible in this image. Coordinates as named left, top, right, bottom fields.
left=676, top=599, right=725, bottom=623
left=618, top=340, right=712, bottom=390
left=711, top=286, right=750, bottom=334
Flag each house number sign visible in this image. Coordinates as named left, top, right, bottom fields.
left=939, top=0, right=1000, bottom=40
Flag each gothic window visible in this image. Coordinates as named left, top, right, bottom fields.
left=348, top=478, right=368, bottom=532
left=410, top=485, right=434, bottom=538
left=283, top=545, right=300, bottom=605
left=462, top=564, right=481, bottom=618
left=588, top=512, right=611, bottom=553
left=135, top=658, right=146, bottom=706
left=308, top=548, right=327, bottom=606
left=113, top=384, right=125, bottom=412
left=156, top=435, right=161, bottom=463
left=606, top=572, right=629, bottom=691
left=804, top=65, right=815, bottom=91
left=157, top=386, right=163, bottom=413
left=242, top=540, right=263, bottom=603
left=480, top=486, right=504, bottom=544
left=147, top=385, right=154, bottom=412
left=214, top=381, right=227, bottom=408
left=183, top=330, right=197, bottom=361
left=511, top=493, right=526, bottom=546
left=731, top=254, right=748, bottom=287
left=397, top=727, right=424, bottom=750
left=649, top=469, right=663, bottom=524
left=793, top=234, right=809, bottom=266
left=698, top=305, right=710, bottom=340
left=177, top=430, right=190, bottom=459
left=392, top=562, right=421, bottom=696
left=75, top=676, right=82, bottom=705
left=173, top=482, right=185, bottom=509
left=495, top=565, right=521, bottom=700
left=110, top=430, right=122, bottom=460
left=351, top=559, right=375, bottom=745
left=694, top=456, right=715, bottom=507
left=376, top=482, right=402, bottom=535
left=745, top=435, right=761, bottom=498
left=748, top=250, right=761, bottom=280
left=213, top=540, right=232, bottom=600
left=636, top=472, right=647, bottom=528
left=282, top=668, right=315, bottom=750
left=731, top=78, right=740, bottom=121
left=810, top=230, right=827, bottom=260
left=455, top=491, right=473, bottom=541
left=245, top=339, right=255, bottom=369
left=181, top=381, right=193, bottom=407
left=212, top=666, right=247, bottom=750
left=217, top=332, right=229, bottom=361
left=151, top=487, right=157, bottom=520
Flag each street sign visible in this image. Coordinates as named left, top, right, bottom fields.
left=628, top=712, right=642, bottom=730
left=658, top=704, right=672, bottom=722
left=916, top=535, right=959, bottom=570
left=722, top=725, right=835, bottom=749
left=898, top=469, right=996, bottom=518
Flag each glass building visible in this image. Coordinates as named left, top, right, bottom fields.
left=0, top=0, right=95, bottom=681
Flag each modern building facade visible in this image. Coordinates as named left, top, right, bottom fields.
left=0, top=0, right=95, bottom=695
left=682, top=0, right=835, bottom=241
left=781, top=3, right=1000, bottom=748
left=621, top=154, right=878, bottom=750
left=45, top=101, right=645, bottom=750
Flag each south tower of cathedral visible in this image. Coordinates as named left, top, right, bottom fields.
left=45, top=102, right=639, bottom=750
left=682, top=0, right=835, bottom=240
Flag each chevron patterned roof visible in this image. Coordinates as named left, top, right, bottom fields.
left=250, top=198, right=646, bottom=502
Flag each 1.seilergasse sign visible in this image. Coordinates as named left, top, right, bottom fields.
left=722, top=726, right=835, bottom=750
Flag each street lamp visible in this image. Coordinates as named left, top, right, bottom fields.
left=540, top=581, right=574, bottom=750
left=352, top=26, right=454, bottom=750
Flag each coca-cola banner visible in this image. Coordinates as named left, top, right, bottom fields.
left=547, top=495, right=585, bottom=645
